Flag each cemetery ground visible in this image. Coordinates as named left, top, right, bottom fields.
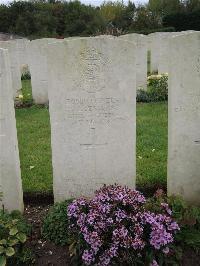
left=15, top=80, right=169, bottom=265
left=0, top=76, right=200, bottom=266
left=16, top=80, right=167, bottom=195
left=7, top=79, right=199, bottom=265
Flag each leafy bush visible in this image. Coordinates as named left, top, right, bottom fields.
left=137, top=74, right=168, bottom=103
left=163, top=10, right=200, bottom=31
left=42, top=200, right=73, bottom=246
left=0, top=210, right=32, bottom=266
left=137, top=89, right=151, bottom=103
left=21, top=72, right=31, bottom=81
left=67, top=185, right=180, bottom=266
left=15, top=93, right=33, bottom=108
left=147, top=190, right=200, bottom=252
left=130, top=27, right=175, bottom=35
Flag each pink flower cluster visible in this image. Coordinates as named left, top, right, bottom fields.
left=67, top=185, right=179, bottom=266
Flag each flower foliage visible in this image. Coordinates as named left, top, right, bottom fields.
left=67, top=185, right=180, bottom=266
left=137, top=73, right=168, bottom=103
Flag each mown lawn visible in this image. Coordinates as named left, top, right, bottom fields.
left=15, top=80, right=168, bottom=193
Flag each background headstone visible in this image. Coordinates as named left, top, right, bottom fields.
left=148, top=32, right=161, bottom=73
left=0, top=41, right=22, bottom=97
left=28, top=38, right=59, bottom=104
left=15, top=38, right=30, bottom=74
left=119, top=33, right=147, bottom=90
left=48, top=37, right=136, bottom=201
left=168, top=32, right=200, bottom=205
left=0, top=48, right=24, bottom=212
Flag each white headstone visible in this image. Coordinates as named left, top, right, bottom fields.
left=158, top=32, right=189, bottom=74
left=48, top=37, right=136, bottom=201
left=0, top=41, right=22, bottom=97
left=157, top=33, right=171, bottom=74
left=28, top=38, right=59, bottom=104
left=0, top=48, right=24, bottom=212
left=148, top=32, right=161, bottom=73
left=168, top=32, right=200, bottom=205
left=119, top=34, right=147, bottom=90
left=15, top=39, right=30, bottom=74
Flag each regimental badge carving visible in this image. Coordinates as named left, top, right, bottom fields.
left=76, top=47, right=109, bottom=93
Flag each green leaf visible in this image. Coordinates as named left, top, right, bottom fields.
left=0, top=247, right=4, bottom=255
left=17, top=233, right=27, bottom=243
left=7, top=239, right=19, bottom=246
left=5, top=247, right=15, bottom=257
left=0, top=255, right=6, bottom=266
left=9, top=226, right=18, bottom=236
left=0, top=240, right=6, bottom=246
left=12, top=219, right=19, bottom=225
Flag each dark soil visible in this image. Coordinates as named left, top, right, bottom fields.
left=24, top=204, right=70, bottom=266
left=182, top=249, right=200, bottom=266
left=24, top=203, right=200, bottom=266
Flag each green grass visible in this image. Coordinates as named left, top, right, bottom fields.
left=20, top=79, right=33, bottom=105
left=136, top=102, right=168, bottom=189
left=15, top=80, right=168, bottom=193
left=16, top=81, right=52, bottom=192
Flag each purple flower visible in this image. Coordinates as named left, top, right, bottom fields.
left=163, top=246, right=170, bottom=254
left=168, top=221, right=180, bottom=231
left=150, top=228, right=173, bottom=249
left=82, top=250, right=95, bottom=265
left=161, top=203, right=172, bottom=215
left=67, top=184, right=179, bottom=266
left=150, top=259, right=159, bottom=266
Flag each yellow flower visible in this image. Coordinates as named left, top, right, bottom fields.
left=18, top=94, right=23, bottom=99
left=162, top=73, right=168, bottom=76
left=148, top=74, right=161, bottom=80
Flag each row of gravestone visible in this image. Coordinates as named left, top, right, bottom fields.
left=0, top=32, right=200, bottom=213
left=0, top=31, right=196, bottom=105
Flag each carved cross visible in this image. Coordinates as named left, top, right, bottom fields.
left=80, top=127, right=107, bottom=150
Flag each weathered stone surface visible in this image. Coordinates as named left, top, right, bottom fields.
left=0, top=41, right=22, bottom=97
left=0, top=48, right=23, bottom=212
left=28, top=38, right=59, bottom=104
left=158, top=32, right=189, bottom=74
left=149, top=31, right=193, bottom=74
left=168, top=32, right=200, bottom=205
left=48, top=37, right=136, bottom=201
left=148, top=32, right=161, bottom=73
left=15, top=39, right=30, bottom=74
left=119, top=33, right=147, bottom=90
left=157, top=33, right=171, bottom=74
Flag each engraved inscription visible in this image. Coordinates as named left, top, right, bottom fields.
left=65, top=97, right=120, bottom=124
left=174, top=95, right=200, bottom=113
left=197, top=56, right=200, bottom=77
left=76, top=47, right=109, bottom=93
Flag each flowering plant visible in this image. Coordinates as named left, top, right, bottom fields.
left=147, top=73, right=168, bottom=102
left=67, top=185, right=179, bottom=266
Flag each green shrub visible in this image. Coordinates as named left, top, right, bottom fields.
left=163, top=10, right=200, bottom=31
left=137, top=89, right=151, bottom=103
left=148, top=75, right=168, bottom=102
left=146, top=190, right=200, bottom=253
left=129, top=27, right=175, bottom=35
left=16, top=80, right=33, bottom=107
left=137, top=74, right=168, bottom=103
left=42, top=200, right=73, bottom=246
left=0, top=210, right=32, bottom=266
left=21, top=72, right=31, bottom=81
